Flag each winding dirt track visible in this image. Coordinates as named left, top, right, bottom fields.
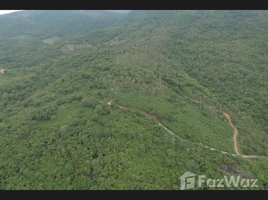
left=222, top=112, right=240, bottom=155
left=104, top=98, right=259, bottom=158
left=183, top=94, right=240, bottom=155
left=183, top=95, right=259, bottom=158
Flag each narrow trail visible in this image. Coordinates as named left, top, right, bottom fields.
left=222, top=112, right=240, bottom=156
left=183, top=95, right=259, bottom=158
left=107, top=99, right=113, bottom=105
left=103, top=98, right=259, bottom=158
left=183, top=94, right=240, bottom=155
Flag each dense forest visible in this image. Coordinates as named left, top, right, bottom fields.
left=0, top=10, right=268, bottom=190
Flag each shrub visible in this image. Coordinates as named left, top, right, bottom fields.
left=81, top=97, right=98, bottom=108
left=60, top=125, right=70, bottom=133
left=50, top=115, right=57, bottom=121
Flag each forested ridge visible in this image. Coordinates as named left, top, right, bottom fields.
left=0, top=10, right=268, bottom=190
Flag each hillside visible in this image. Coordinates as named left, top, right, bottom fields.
left=0, top=10, right=268, bottom=190
left=0, top=10, right=126, bottom=68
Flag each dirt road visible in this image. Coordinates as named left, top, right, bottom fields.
left=105, top=98, right=259, bottom=158
left=108, top=99, right=113, bottom=105
left=183, top=95, right=241, bottom=155
left=183, top=95, right=260, bottom=158
left=222, top=112, right=240, bottom=155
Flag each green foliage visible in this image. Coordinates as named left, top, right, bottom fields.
left=81, top=98, right=98, bottom=108
left=0, top=10, right=268, bottom=190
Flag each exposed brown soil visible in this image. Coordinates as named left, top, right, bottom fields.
left=223, top=112, right=240, bottom=155
left=183, top=94, right=240, bottom=155
left=182, top=94, right=260, bottom=158
left=107, top=99, right=113, bottom=105
left=105, top=97, right=259, bottom=158
left=144, top=110, right=158, bottom=118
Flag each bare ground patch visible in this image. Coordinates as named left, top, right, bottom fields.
left=61, top=44, right=76, bottom=52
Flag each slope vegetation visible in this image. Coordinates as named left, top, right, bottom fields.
left=0, top=10, right=268, bottom=190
